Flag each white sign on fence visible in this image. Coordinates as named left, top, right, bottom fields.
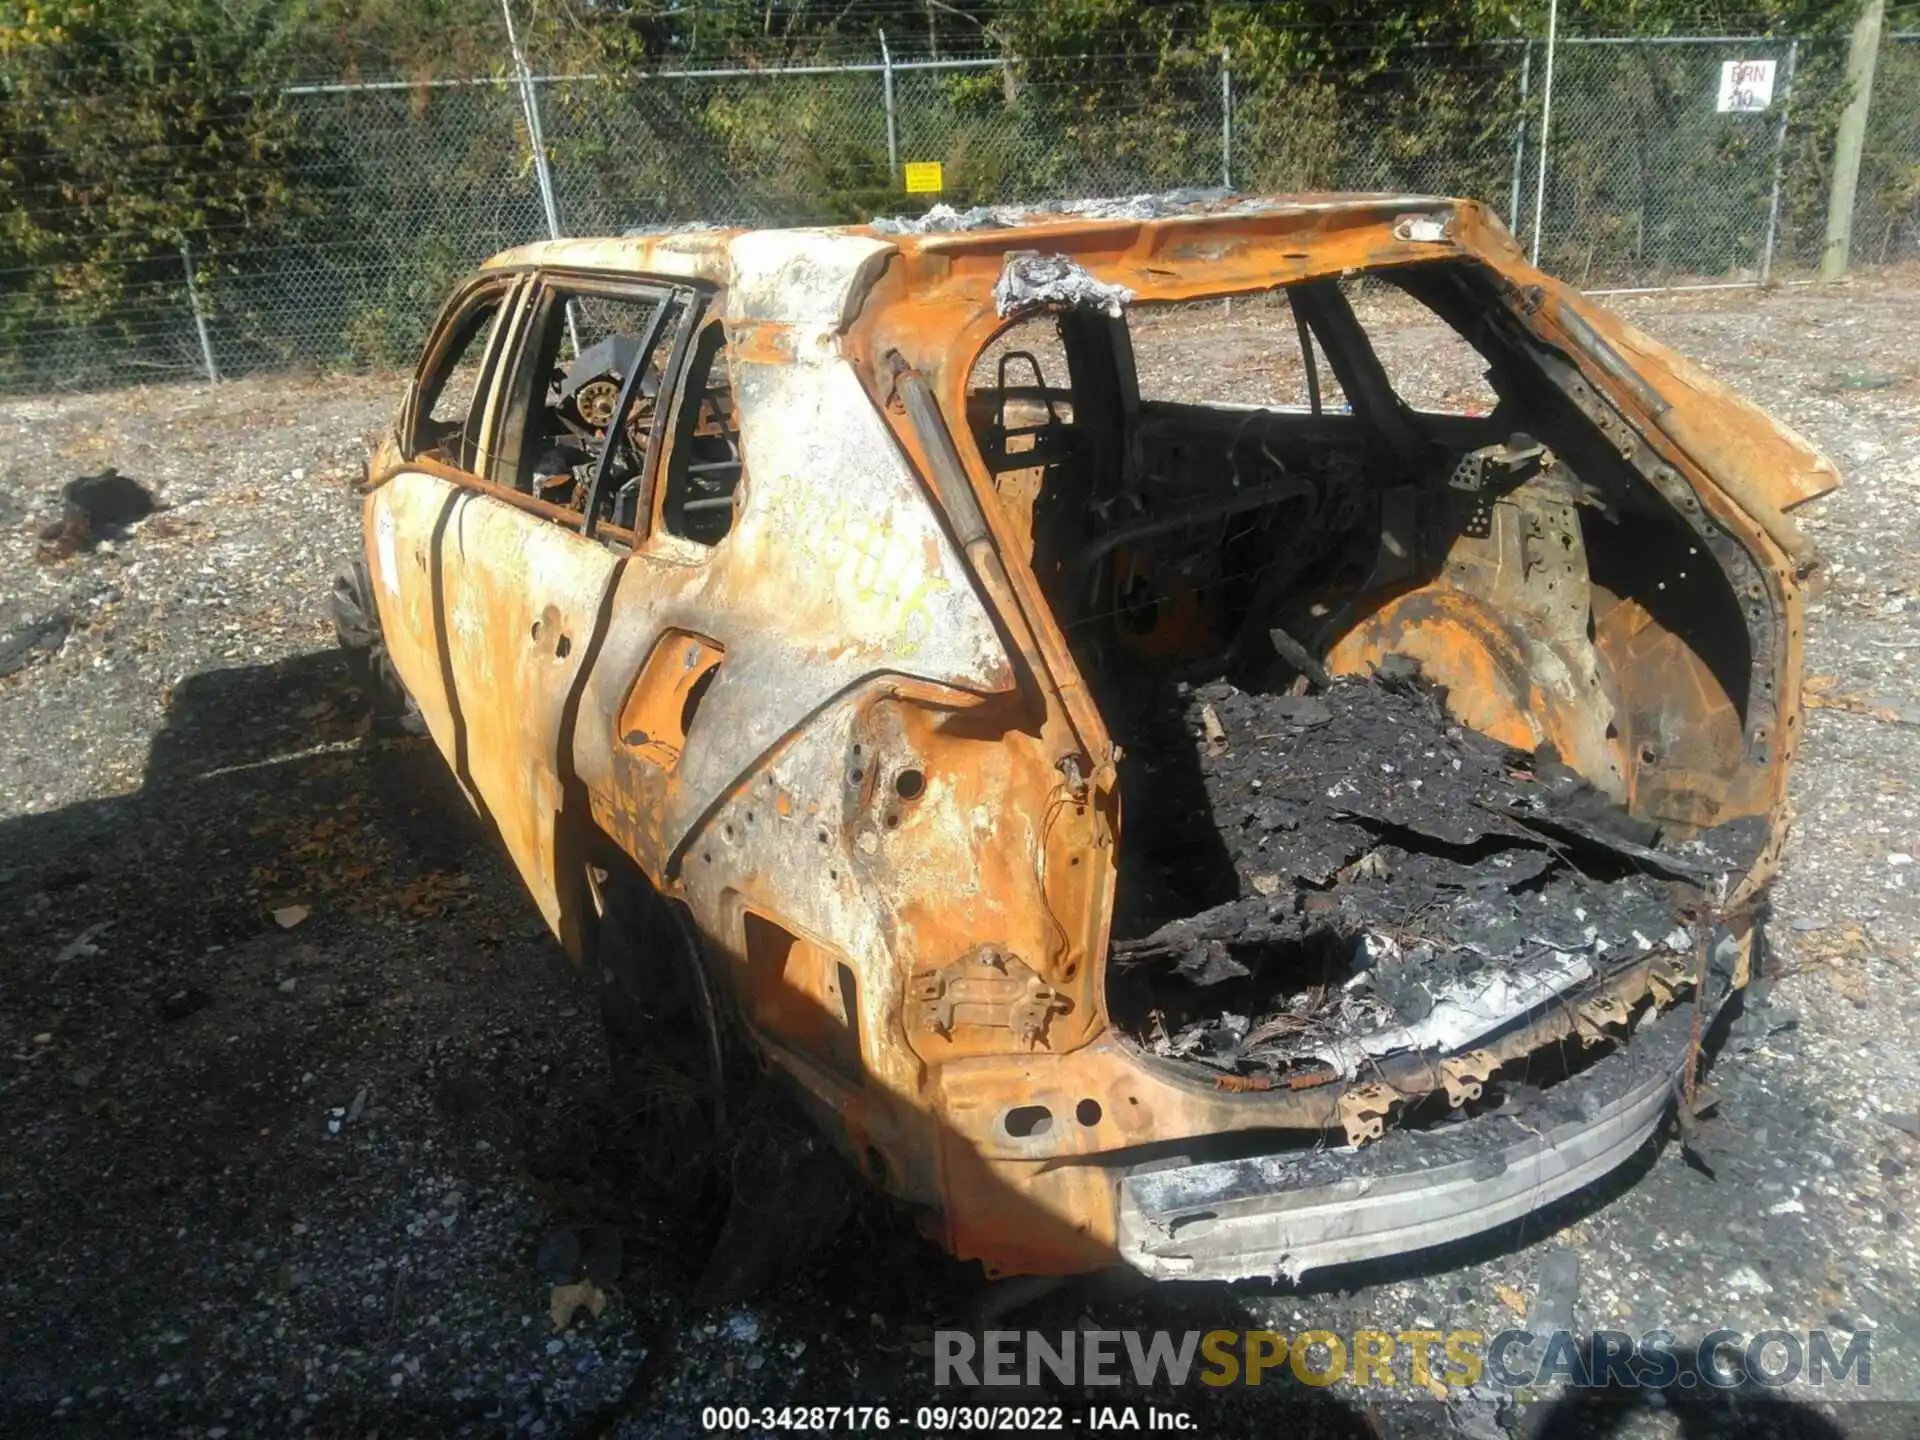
left=1717, top=59, right=1777, bottom=112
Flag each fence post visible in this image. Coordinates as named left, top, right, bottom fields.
left=880, top=29, right=901, bottom=183
left=1760, top=39, right=1800, bottom=285
left=179, top=238, right=220, bottom=385
left=498, top=0, right=565, bottom=243
left=1529, top=0, right=1560, bottom=266
left=1508, top=40, right=1533, bottom=234
left=1822, top=0, right=1886, bottom=279
left=1220, top=47, right=1233, bottom=190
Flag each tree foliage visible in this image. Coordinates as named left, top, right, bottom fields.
left=0, top=0, right=1878, bottom=378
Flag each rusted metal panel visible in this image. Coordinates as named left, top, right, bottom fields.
left=572, top=354, right=1017, bottom=867
left=1559, top=296, right=1843, bottom=521
left=484, top=231, right=741, bottom=287
left=367, top=465, right=618, bottom=933
left=440, top=487, right=620, bottom=932
left=363, top=471, right=461, bottom=768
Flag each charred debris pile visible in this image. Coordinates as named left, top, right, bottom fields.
left=1107, top=660, right=1765, bottom=1081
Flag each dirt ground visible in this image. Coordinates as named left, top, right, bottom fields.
left=2, top=274, right=1918, bottom=1439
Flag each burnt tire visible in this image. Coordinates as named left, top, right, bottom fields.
left=694, top=1109, right=854, bottom=1305
left=589, top=863, right=733, bottom=1216
left=588, top=860, right=853, bottom=1294
left=329, top=557, right=419, bottom=729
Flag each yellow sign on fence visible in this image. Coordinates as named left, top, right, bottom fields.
left=903, top=161, right=944, bottom=195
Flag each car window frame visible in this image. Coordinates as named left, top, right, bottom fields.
left=1123, top=291, right=1336, bottom=419
left=648, top=296, right=748, bottom=551
left=401, top=271, right=526, bottom=469
left=1346, top=272, right=1504, bottom=421
left=485, top=268, right=708, bottom=549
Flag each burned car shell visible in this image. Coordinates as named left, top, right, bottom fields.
left=359, top=196, right=1835, bottom=1282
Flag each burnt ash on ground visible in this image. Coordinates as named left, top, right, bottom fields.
left=1108, top=665, right=1766, bottom=1079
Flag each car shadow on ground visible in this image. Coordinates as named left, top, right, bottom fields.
left=1515, top=1334, right=1859, bottom=1440
left=0, top=651, right=1378, bottom=1434
left=0, top=651, right=1861, bottom=1439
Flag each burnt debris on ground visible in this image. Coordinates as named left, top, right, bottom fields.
left=1107, top=661, right=1768, bottom=1081
left=35, top=467, right=156, bottom=559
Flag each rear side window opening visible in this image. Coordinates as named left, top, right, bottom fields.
left=491, top=282, right=690, bottom=527
left=1336, top=274, right=1499, bottom=416
left=657, top=318, right=744, bottom=545
left=1127, top=290, right=1347, bottom=414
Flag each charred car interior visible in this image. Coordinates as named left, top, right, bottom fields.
left=350, top=197, right=1836, bottom=1287
left=414, top=280, right=742, bottom=541
left=961, top=266, right=1775, bottom=1098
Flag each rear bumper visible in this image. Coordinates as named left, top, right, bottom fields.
left=1116, top=996, right=1712, bottom=1283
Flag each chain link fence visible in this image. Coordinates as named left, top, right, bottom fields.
left=3, top=32, right=1918, bottom=391
left=1856, top=33, right=1920, bottom=269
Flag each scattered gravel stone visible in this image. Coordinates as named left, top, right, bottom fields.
left=1527, top=1250, right=1582, bottom=1336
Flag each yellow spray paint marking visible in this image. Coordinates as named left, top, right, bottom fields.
left=800, top=503, right=951, bottom=654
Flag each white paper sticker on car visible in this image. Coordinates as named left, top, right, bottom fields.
left=376, top=507, right=399, bottom=596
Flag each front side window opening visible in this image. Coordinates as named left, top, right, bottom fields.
left=410, top=288, right=510, bottom=470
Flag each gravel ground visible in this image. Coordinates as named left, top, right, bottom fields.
left=2, top=275, right=1917, bottom=1439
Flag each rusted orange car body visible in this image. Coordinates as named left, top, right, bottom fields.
left=357, top=195, right=1835, bottom=1282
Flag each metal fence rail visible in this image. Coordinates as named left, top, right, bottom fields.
left=2, top=32, right=1917, bottom=391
